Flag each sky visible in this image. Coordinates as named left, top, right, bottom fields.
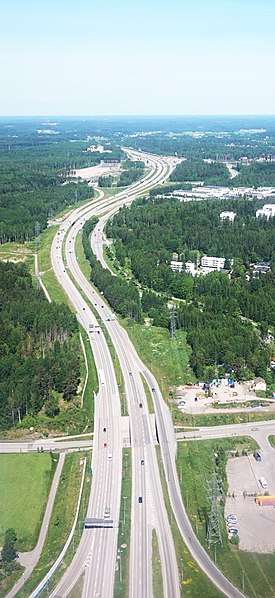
left=1, top=0, right=275, bottom=116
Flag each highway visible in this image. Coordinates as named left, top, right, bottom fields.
left=49, top=150, right=180, bottom=598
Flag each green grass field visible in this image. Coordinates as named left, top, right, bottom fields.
left=121, top=320, right=193, bottom=395
left=0, top=453, right=56, bottom=551
left=156, top=447, right=223, bottom=597
left=15, top=452, right=91, bottom=598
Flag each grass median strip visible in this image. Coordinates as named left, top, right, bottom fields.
left=114, top=449, right=132, bottom=598
left=156, top=446, right=223, bottom=598
left=152, top=529, right=163, bottom=598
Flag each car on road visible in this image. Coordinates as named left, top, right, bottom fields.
left=104, top=442, right=107, bottom=448
left=139, top=403, right=142, bottom=408
left=103, top=427, right=106, bottom=432
left=253, top=451, right=261, bottom=461
left=259, top=476, right=268, bottom=489
left=107, top=453, right=113, bottom=461
left=228, top=527, right=238, bottom=535
left=226, top=514, right=237, bottom=524
left=104, top=507, right=110, bottom=519
left=139, top=496, right=143, bottom=503
left=141, top=459, right=144, bottom=465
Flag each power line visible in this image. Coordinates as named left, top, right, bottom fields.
left=206, top=472, right=223, bottom=548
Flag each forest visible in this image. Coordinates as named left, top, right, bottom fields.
left=82, top=218, right=142, bottom=321
left=0, top=262, right=80, bottom=429
left=0, top=137, right=124, bottom=242
left=118, top=159, right=145, bottom=187
left=106, top=197, right=275, bottom=381
left=170, top=159, right=231, bottom=186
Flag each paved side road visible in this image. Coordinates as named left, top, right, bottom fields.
left=6, top=452, right=65, bottom=598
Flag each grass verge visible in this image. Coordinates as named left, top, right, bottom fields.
left=177, top=437, right=275, bottom=598
left=15, top=451, right=91, bottom=598
left=0, top=453, right=56, bottom=551
left=156, top=446, right=223, bottom=597
left=121, top=320, right=193, bottom=395
left=114, top=449, right=132, bottom=598
left=152, top=529, right=163, bottom=598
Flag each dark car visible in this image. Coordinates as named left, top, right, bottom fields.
left=141, top=459, right=144, bottom=465
left=139, top=403, right=142, bottom=408
left=138, top=496, right=143, bottom=503
left=253, top=451, right=262, bottom=461
left=103, top=427, right=106, bottom=432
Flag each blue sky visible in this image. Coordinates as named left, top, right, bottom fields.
left=1, top=0, right=274, bottom=115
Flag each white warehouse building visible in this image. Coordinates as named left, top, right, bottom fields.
left=220, top=211, right=236, bottom=222
left=256, top=204, right=275, bottom=219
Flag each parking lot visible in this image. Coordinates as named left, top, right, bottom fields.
left=225, top=451, right=275, bottom=553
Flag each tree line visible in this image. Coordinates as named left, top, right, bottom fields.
left=82, top=218, right=142, bottom=321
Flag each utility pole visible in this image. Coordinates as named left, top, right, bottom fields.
left=35, top=221, right=40, bottom=252
left=123, top=496, right=127, bottom=526
left=170, top=305, right=177, bottom=338
left=206, top=473, right=223, bottom=549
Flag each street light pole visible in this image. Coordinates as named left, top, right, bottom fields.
left=125, top=453, right=129, bottom=477
left=123, top=496, right=127, bottom=526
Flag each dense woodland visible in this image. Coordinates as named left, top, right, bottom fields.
left=0, top=262, right=80, bottom=429
left=170, top=159, right=231, bottom=185
left=82, top=218, right=141, bottom=321
left=106, top=197, right=275, bottom=381
left=118, top=159, right=145, bottom=187
left=0, top=137, right=124, bottom=242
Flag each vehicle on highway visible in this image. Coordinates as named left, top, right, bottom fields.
left=259, top=476, right=268, bottom=489
left=139, top=403, right=142, bottom=408
left=104, top=506, right=110, bottom=519
left=141, top=459, right=144, bottom=465
left=104, top=442, right=107, bottom=448
left=228, top=527, right=238, bottom=535
left=139, top=496, right=143, bottom=503
left=107, top=453, right=113, bottom=461
left=103, top=427, right=106, bottom=432
left=226, top=515, right=237, bottom=523
left=253, top=451, right=262, bottom=461
left=226, top=517, right=238, bottom=526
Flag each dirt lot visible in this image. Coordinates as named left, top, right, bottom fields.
left=74, top=163, right=121, bottom=180
left=225, top=450, right=275, bottom=552
left=176, top=382, right=275, bottom=416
